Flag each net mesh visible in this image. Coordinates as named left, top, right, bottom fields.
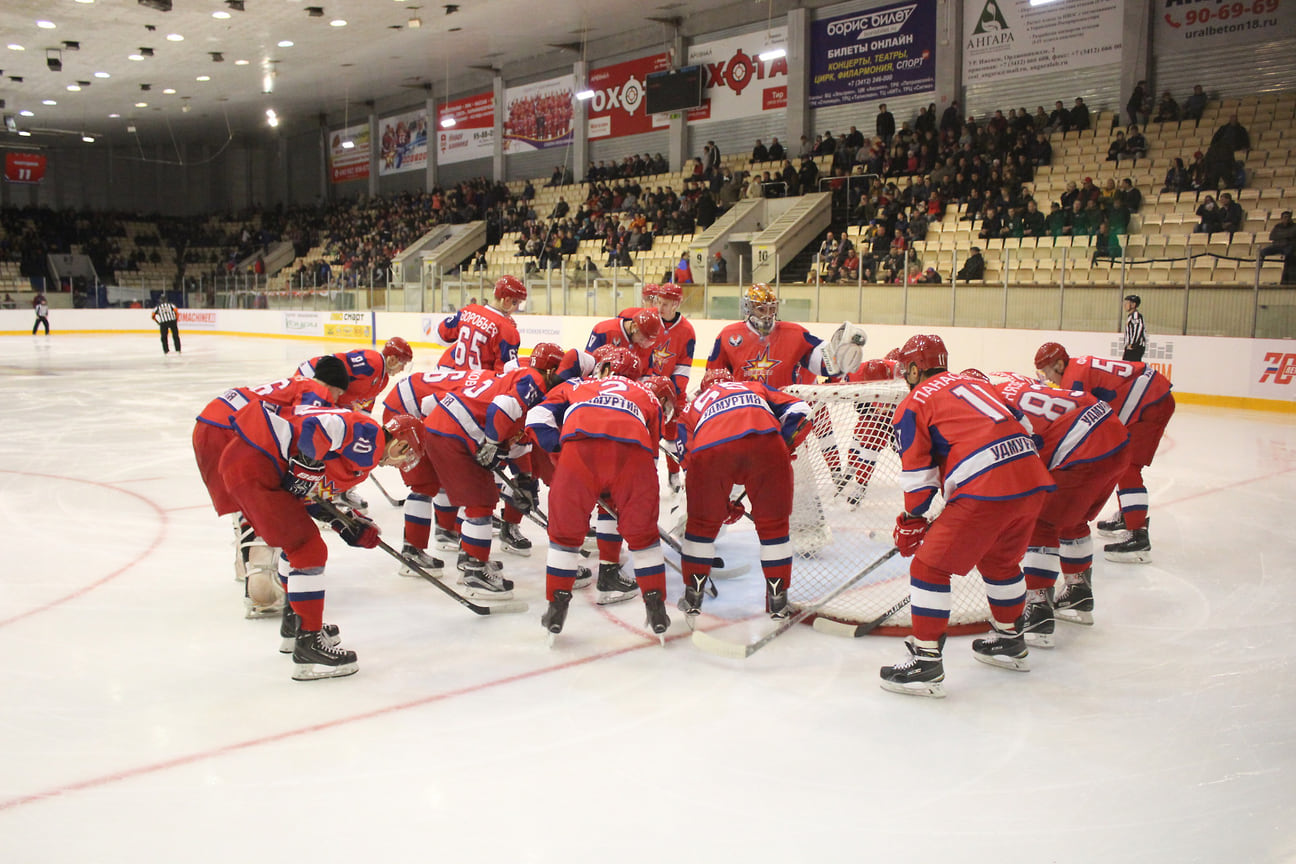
left=784, top=380, right=992, bottom=635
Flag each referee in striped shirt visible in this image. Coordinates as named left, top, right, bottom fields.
left=152, top=298, right=181, bottom=354
left=1122, top=294, right=1145, bottom=362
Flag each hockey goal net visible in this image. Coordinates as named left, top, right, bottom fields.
left=783, top=380, right=992, bottom=636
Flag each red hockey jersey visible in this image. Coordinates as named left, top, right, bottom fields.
left=381, top=369, right=473, bottom=421
left=232, top=402, right=384, bottom=493
left=586, top=316, right=656, bottom=375
left=677, top=380, right=809, bottom=457
left=527, top=375, right=663, bottom=455
left=620, top=308, right=697, bottom=394
left=436, top=303, right=521, bottom=371
left=893, top=371, right=1055, bottom=516
left=706, top=321, right=831, bottom=388
left=426, top=367, right=549, bottom=449
left=196, top=376, right=335, bottom=430
left=995, top=377, right=1129, bottom=471
left=297, top=349, right=388, bottom=412
left=1058, top=356, right=1173, bottom=426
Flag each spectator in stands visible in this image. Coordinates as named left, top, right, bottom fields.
left=818, top=232, right=839, bottom=263
left=1182, top=84, right=1208, bottom=123
left=470, top=250, right=487, bottom=272
left=703, top=140, right=721, bottom=175
left=1060, top=180, right=1080, bottom=211
left=1126, top=81, right=1151, bottom=127
left=1188, top=150, right=1209, bottom=190
left=1045, top=202, right=1068, bottom=237
left=977, top=205, right=1005, bottom=240
left=839, top=247, right=860, bottom=282
left=1218, top=192, right=1244, bottom=234
left=768, top=138, right=785, bottom=162
left=1195, top=194, right=1224, bottom=234
left=877, top=104, right=896, bottom=144
left=1153, top=91, right=1180, bottom=124
left=1204, top=114, right=1251, bottom=190
left=1, top=293, right=14, bottom=310
left=751, top=140, right=769, bottom=164
left=1162, top=158, right=1190, bottom=194
left=1124, top=126, right=1148, bottom=161
left=1017, top=200, right=1046, bottom=238
left=1031, top=132, right=1053, bottom=166
left=918, top=266, right=942, bottom=284
left=1069, top=97, right=1091, bottom=132
left=709, top=252, right=728, bottom=284
left=857, top=249, right=878, bottom=283
left=1106, top=131, right=1127, bottom=162
left=798, top=158, right=819, bottom=195
left=545, top=165, right=564, bottom=187
left=956, top=246, right=985, bottom=281
left=1117, top=178, right=1143, bottom=214
left=1092, top=221, right=1122, bottom=264
left=674, top=253, right=694, bottom=285
left=522, top=179, right=535, bottom=200
left=1259, top=211, right=1295, bottom=283
left=581, top=256, right=600, bottom=277
left=1046, top=100, right=1070, bottom=135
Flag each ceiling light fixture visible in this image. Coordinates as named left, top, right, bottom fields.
left=42, top=99, right=57, bottom=105
left=330, top=19, right=347, bottom=27
left=128, top=54, right=144, bottom=61
left=265, top=108, right=279, bottom=128
left=46, top=50, right=62, bottom=72
left=135, top=101, right=148, bottom=107
left=36, top=21, right=56, bottom=30
left=94, top=71, right=110, bottom=78
left=234, top=59, right=249, bottom=65
left=166, top=34, right=184, bottom=42
left=7, top=44, right=24, bottom=51
left=213, top=10, right=231, bottom=19
left=66, top=84, right=80, bottom=91
left=163, top=88, right=175, bottom=94
left=196, top=75, right=210, bottom=81
left=20, top=110, right=34, bottom=116
left=278, top=40, right=294, bottom=48
left=18, top=130, right=31, bottom=137
left=82, top=134, right=95, bottom=143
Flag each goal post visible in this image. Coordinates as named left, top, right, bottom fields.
left=784, top=379, right=992, bottom=636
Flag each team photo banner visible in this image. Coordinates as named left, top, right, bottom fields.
left=587, top=52, right=673, bottom=139
left=1154, top=0, right=1291, bottom=51
left=378, top=109, right=428, bottom=176
left=687, top=28, right=788, bottom=123
left=437, top=92, right=495, bottom=165
left=503, top=75, right=575, bottom=153
left=329, top=123, right=371, bottom=184
left=810, top=2, right=937, bottom=108
left=963, top=0, right=1122, bottom=85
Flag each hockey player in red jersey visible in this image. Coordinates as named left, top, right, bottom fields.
left=706, top=283, right=867, bottom=388
left=437, top=275, right=525, bottom=371
left=1035, top=342, right=1175, bottom=564
left=216, top=404, right=422, bottom=680
left=420, top=363, right=558, bottom=599
left=298, top=337, right=413, bottom=412
left=526, top=348, right=675, bottom=645
left=586, top=306, right=664, bottom=375
left=630, top=282, right=697, bottom=494
left=674, top=369, right=812, bottom=624
left=879, top=335, right=1054, bottom=698
left=989, top=371, right=1130, bottom=643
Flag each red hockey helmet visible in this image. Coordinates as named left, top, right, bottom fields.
left=650, top=281, right=683, bottom=303
left=1034, top=341, right=1070, bottom=371
left=897, top=334, right=949, bottom=375
left=855, top=359, right=894, bottom=382
left=884, top=347, right=902, bottom=364
left=383, top=336, right=413, bottom=365
left=641, top=283, right=661, bottom=303
left=699, top=368, right=734, bottom=391
left=528, top=342, right=564, bottom=372
left=628, top=307, right=663, bottom=346
left=640, top=375, right=677, bottom=422
left=593, top=345, right=641, bottom=379
left=494, top=274, right=528, bottom=302
left=382, top=414, right=423, bottom=469
left=959, top=368, right=991, bottom=383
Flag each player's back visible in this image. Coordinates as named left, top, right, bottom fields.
left=383, top=369, right=473, bottom=420
left=437, top=303, right=519, bottom=371
left=1063, top=356, right=1172, bottom=425
left=681, top=380, right=804, bottom=452
left=198, top=376, right=333, bottom=429
left=557, top=376, right=662, bottom=453
left=299, top=349, right=386, bottom=411
left=996, top=378, right=1128, bottom=471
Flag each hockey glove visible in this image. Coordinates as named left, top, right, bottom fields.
left=329, top=512, right=381, bottom=548
left=474, top=440, right=501, bottom=470
left=282, top=454, right=326, bottom=498
left=893, top=513, right=929, bottom=557
left=513, top=475, right=540, bottom=514
left=723, top=499, right=747, bottom=525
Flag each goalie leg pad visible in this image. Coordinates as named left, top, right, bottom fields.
left=244, top=543, right=285, bottom=618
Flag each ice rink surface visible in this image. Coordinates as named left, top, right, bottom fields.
left=1, top=333, right=1294, bottom=864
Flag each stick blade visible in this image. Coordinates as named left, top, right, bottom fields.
left=479, top=600, right=530, bottom=615
left=812, top=616, right=866, bottom=638
left=690, top=628, right=754, bottom=659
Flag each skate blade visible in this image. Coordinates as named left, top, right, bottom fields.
left=435, top=539, right=461, bottom=552
left=546, top=631, right=559, bottom=649
left=596, top=589, right=639, bottom=606
left=573, top=575, right=594, bottom=590
left=291, top=661, right=358, bottom=681
left=1104, top=549, right=1151, bottom=564
left=500, top=545, right=532, bottom=558
left=1024, top=632, right=1056, bottom=649
left=399, top=565, right=446, bottom=579
left=879, top=678, right=947, bottom=698
left=459, top=587, right=515, bottom=601
left=1055, top=609, right=1094, bottom=626
left=244, top=603, right=284, bottom=620
left=973, top=653, right=1030, bottom=672
left=1096, top=527, right=1129, bottom=539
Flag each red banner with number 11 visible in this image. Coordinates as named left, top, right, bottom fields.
left=4, top=152, right=47, bottom=184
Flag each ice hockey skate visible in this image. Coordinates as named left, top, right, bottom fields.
left=1021, top=588, right=1056, bottom=648
left=498, top=522, right=532, bottom=556
left=972, top=617, right=1030, bottom=671
left=1104, top=528, right=1151, bottom=563
left=642, top=589, right=671, bottom=644
left=434, top=526, right=461, bottom=551
left=573, top=565, right=594, bottom=589
left=398, top=544, right=445, bottom=578
left=1096, top=511, right=1128, bottom=537
left=766, top=578, right=790, bottom=620
left=677, top=575, right=709, bottom=628
left=457, top=558, right=514, bottom=600
left=541, top=589, right=572, bottom=648
left=880, top=636, right=946, bottom=698
left=279, top=605, right=342, bottom=654
left=291, top=630, right=357, bottom=681
left=1054, top=569, right=1095, bottom=625
left=595, top=562, right=638, bottom=605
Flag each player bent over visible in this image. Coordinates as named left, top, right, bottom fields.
left=1034, top=343, right=1175, bottom=563
left=527, top=348, right=676, bottom=645
left=674, top=369, right=811, bottom=624
left=880, top=336, right=1054, bottom=698
left=215, top=404, right=422, bottom=680
left=987, top=372, right=1130, bottom=643
left=192, top=356, right=349, bottom=616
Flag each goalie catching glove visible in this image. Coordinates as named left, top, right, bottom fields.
left=893, top=512, right=929, bottom=558
left=823, top=321, right=868, bottom=378
left=282, top=454, right=327, bottom=498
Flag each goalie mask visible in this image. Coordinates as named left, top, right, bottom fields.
left=741, top=283, right=779, bottom=337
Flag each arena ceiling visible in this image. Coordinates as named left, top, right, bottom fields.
left=0, top=0, right=803, bottom=151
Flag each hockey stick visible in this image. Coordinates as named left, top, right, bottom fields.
left=369, top=475, right=406, bottom=507
left=492, top=466, right=550, bottom=531
left=811, top=593, right=911, bottom=638
left=655, top=525, right=750, bottom=580
left=311, top=498, right=528, bottom=616
left=690, top=546, right=900, bottom=659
